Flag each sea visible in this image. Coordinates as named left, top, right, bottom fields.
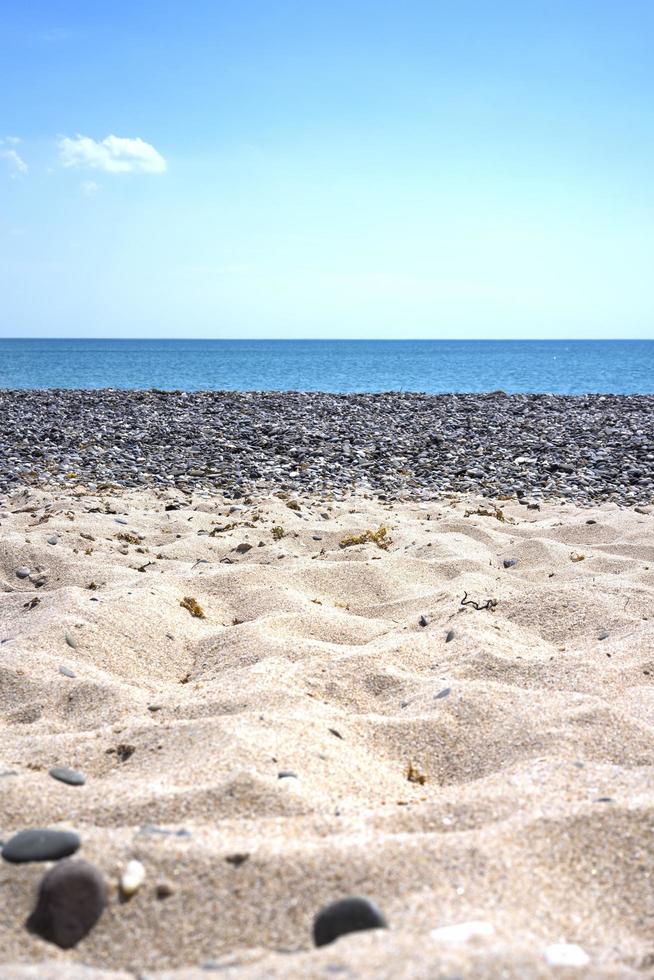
left=0, top=339, right=652, bottom=394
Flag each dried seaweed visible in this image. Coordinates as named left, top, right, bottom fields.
left=464, top=506, right=507, bottom=523
left=461, top=591, right=498, bottom=611
left=180, top=596, right=205, bottom=618
left=407, top=761, right=426, bottom=785
left=339, top=526, right=391, bottom=550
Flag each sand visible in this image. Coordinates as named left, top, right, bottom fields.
left=1, top=487, right=654, bottom=978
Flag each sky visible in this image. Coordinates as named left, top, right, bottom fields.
left=1, top=0, right=653, bottom=339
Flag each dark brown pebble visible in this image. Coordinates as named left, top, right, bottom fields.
left=313, top=896, right=388, bottom=947
left=26, top=859, right=107, bottom=948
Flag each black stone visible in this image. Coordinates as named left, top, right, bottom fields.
left=2, top=828, right=81, bottom=864
left=50, top=767, right=86, bottom=787
left=418, top=614, right=429, bottom=627
left=313, top=896, right=388, bottom=947
left=503, top=558, right=518, bottom=568
left=445, top=629, right=455, bottom=643
left=26, top=859, right=107, bottom=948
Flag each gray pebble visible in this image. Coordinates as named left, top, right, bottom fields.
left=65, top=632, right=78, bottom=649
left=445, top=629, right=455, bottom=643
left=16, top=567, right=31, bottom=579
left=47, top=535, right=58, bottom=545
left=235, top=542, right=253, bottom=554
left=418, top=614, right=429, bottom=627
left=58, top=666, right=76, bottom=678
left=2, top=828, right=80, bottom=864
left=503, top=558, right=518, bottom=568
left=50, top=767, right=86, bottom=787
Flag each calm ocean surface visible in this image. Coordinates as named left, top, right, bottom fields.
left=1, top=339, right=652, bottom=394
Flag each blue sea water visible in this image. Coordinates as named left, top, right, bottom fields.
left=0, top=339, right=652, bottom=394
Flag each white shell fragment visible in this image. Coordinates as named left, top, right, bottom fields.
left=431, top=920, right=495, bottom=944
left=544, top=943, right=590, bottom=967
left=120, top=859, right=146, bottom=897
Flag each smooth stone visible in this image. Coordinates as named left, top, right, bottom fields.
left=435, top=687, right=451, bottom=700
left=2, top=828, right=81, bottom=864
left=598, top=631, right=609, bottom=640
left=445, top=629, right=455, bottom=643
left=235, top=542, right=252, bottom=554
left=50, top=767, right=86, bottom=787
left=26, top=859, right=107, bottom=948
left=277, top=770, right=298, bottom=779
left=16, top=567, right=31, bottom=579
left=418, top=614, right=429, bottom=627
left=503, top=558, right=518, bottom=568
left=115, top=517, right=129, bottom=524
left=313, top=896, right=388, bottom=947
left=544, top=943, right=590, bottom=967
left=65, top=632, right=78, bottom=649
left=47, top=535, right=59, bottom=545
left=59, top=665, right=76, bottom=678
left=120, top=858, right=146, bottom=897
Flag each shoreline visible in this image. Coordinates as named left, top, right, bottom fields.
left=1, top=390, right=653, bottom=505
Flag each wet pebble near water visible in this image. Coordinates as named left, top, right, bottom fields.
left=0, top=390, right=653, bottom=504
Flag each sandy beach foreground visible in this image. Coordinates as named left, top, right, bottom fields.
left=2, top=485, right=654, bottom=977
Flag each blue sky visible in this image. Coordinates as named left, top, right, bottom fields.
left=1, top=0, right=653, bottom=338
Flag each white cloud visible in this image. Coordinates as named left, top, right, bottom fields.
left=0, top=138, right=28, bottom=177
left=81, top=180, right=100, bottom=196
left=58, top=134, right=167, bottom=174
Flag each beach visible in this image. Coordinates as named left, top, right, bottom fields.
left=2, top=469, right=654, bottom=976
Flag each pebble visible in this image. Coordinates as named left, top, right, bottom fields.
left=120, top=858, right=146, bottom=897
left=544, top=943, right=590, bottom=967
left=65, top=632, right=78, bottom=649
left=47, top=535, right=58, bottom=545
left=598, top=631, right=609, bottom=640
left=503, top=558, right=518, bottom=568
left=26, top=859, right=107, bottom=949
left=313, top=896, right=388, bottom=947
left=15, top=567, right=31, bottom=579
left=59, top=665, right=76, bottom=678
left=2, top=828, right=81, bottom=864
left=277, top=770, right=298, bottom=779
left=445, top=629, right=455, bottom=643
left=50, top=766, right=86, bottom=786
left=1, top=391, right=652, bottom=504
left=235, top=542, right=253, bottom=554
left=435, top=687, right=451, bottom=700
left=418, top=614, right=429, bottom=627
